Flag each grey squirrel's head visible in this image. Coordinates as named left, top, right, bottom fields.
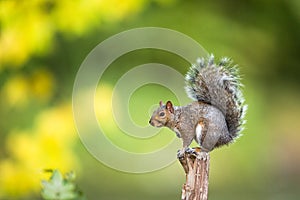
left=149, top=100, right=174, bottom=128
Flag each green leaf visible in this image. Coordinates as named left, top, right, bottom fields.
left=41, top=169, right=78, bottom=200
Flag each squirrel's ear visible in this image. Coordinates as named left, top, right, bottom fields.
left=166, top=101, right=174, bottom=113
left=159, top=101, right=163, bottom=107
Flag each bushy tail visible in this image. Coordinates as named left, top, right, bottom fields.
left=185, top=54, right=247, bottom=138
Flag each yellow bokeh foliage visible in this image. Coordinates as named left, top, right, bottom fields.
left=0, top=104, right=77, bottom=197
left=2, top=68, right=55, bottom=107
left=0, top=0, right=147, bottom=68
left=0, top=0, right=180, bottom=198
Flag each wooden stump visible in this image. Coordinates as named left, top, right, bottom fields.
left=178, top=148, right=210, bottom=200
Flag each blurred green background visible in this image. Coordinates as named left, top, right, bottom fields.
left=1, top=0, right=300, bottom=199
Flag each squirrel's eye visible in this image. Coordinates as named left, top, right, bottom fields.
left=159, top=112, right=165, bottom=117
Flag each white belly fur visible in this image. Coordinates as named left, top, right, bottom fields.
left=195, top=123, right=202, bottom=144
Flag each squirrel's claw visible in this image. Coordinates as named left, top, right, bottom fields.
left=177, top=149, right=185, bottom=159
left=185, top=147, right=198, bottom=156
left=177, top=147, right=198, bottom=159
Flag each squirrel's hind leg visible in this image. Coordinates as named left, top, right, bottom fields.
left=201, top=121, right=228, bottom=151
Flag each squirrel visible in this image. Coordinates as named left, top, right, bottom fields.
left=149, top=55, right=247, bottom=155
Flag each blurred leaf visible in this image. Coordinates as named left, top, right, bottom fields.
left=41, top=169, right=82, bottom=200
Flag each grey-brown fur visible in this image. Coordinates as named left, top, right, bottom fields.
left=149, top=55, right=247, bottom=153
left=185, top=55, right=247, bottom=137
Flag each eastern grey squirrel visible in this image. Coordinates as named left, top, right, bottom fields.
left=149, top=55, right=247, bottom=155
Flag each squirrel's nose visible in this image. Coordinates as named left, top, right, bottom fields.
left=149, top=119, right=153, bottom=126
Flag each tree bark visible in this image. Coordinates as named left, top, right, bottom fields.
left=178, top=148, right=210, bottom=200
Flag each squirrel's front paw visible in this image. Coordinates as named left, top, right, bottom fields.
left=177, top=149, right=185, bottom=159
left=185, top=147, right=198, bottom=156
left=177, top=147, right=198, bottom=159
